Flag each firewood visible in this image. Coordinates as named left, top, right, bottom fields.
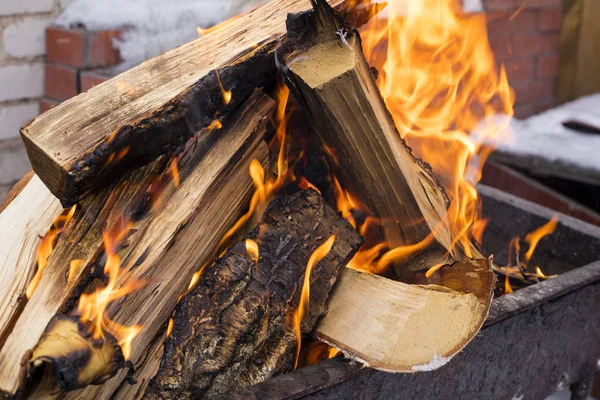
left=0, top=91, right=274, bottom=398
left=280, top=0, right=471, bottom=272
left=20, top=0, right=383, bottom=206
left=0, top=173, right=62, bottom=346
left=274, top=0, right=495, bottom=371
left=145, top=189, right=362, bottom=399
left=315, top=259, right=494, bottom=372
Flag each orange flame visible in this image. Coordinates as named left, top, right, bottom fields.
left=215, top=70, right=232, bottom=106
left=218, top=86, right=292, bottom=248
left=523, top=214, right=558, bottom=265
left=359, top=0, right=514, bottom=261
left=76, top=221, right=145, bottom=359
left=245, top=239, right=259, bottom=263
left=166, top=317, right=174, bottom=337
left=27, top=205, right=77, bottom=299
left=67, top=259, right=84, bottom=285
left=169, top=158, right=180, bottom=188
left=294, top=235, right=336, bottom=370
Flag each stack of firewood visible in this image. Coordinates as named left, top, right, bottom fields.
left=0, top=1, right=494, bottom=399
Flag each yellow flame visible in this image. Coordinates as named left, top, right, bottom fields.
left=166, top=317, right=174, bottom=337
left=359, top=0, right=514, bottom=260
left=27, top=205, right=77, bottom=299
left=535, top=266, right=547, bottom=279
left=67, top=259, right=84, bottom=285
left=218, top=86, right=292, bottom=249
left=215, top=70, right=232, bottom=106
left=245, top=239, right=259, bottom=263
left=294, top=235, right=336, bottom=370
left=76, top=221, right=145, bottom=360
left=524, top=214, right=558, bottom=265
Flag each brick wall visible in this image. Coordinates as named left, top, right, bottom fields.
left=0, top=0, right=71, bottom=200
left=484, top=0, right=565, bottom=118
left=44, top=26, right=121, bottom=103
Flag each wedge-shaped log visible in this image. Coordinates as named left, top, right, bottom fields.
left=0, top=91, right=274, bottom=398
left=20, top=0, right=382, bottom=206
left=146, top=189, right=362, bottom=399
left=281, top=0, right=466, bottom=271
left=315, top=259, right=495, bottom=372
left=0, top=172, right=62, bottom=346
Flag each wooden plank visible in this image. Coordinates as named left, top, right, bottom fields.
left=20, top=0, right=381, bottom=206
left=0, top=92, right=274, bottom=398
left=0, top=174, right=62, bottom=346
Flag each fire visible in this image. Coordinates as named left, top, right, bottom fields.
left=215, top=70, right=232, bottom=106
left=501, top=215, right=558, bottom=293
left=245, top=239, right=259, bottom=263
left=169, top=158, right=180, bottom=188
left=358, top=0, right=514, bottom=261
left=523, top=215, right=558, bottom=265
left=218, top=86, right=292, bottom=248
left=26, top=205, right=77, bottom=299
left=76, top=221, right=145, bottom=359
left=294, top=235, right=336, bottom=370
left=67, top=259, right=84, bottom=285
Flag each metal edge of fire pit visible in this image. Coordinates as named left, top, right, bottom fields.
left=230, top=185, right=600, bottom=400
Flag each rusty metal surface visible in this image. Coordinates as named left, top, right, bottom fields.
left=231, top=186, right=600, bottom=400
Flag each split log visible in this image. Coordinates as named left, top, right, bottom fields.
left=0, top=91, right=274, bottom=398
left=20, top=0, right=383, bottom=206
left=281, top=0, right=469, bottom=272
left=146, top=189, right=362, bottom=399
left=314, top=259, right=495, bottom=372
left=0, top=173, right=62, bottom=346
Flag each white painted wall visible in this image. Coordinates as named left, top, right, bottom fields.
left=0, top=0, right=71, bottom=196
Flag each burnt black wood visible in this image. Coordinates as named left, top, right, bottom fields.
left=230, top=185, right=600, bottom=400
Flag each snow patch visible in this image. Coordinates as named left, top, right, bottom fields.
left=55, top=0, right=266, bottom=70
left=494, top=93, right=600, bottom=173
left=411, top=354, right=452, bottom=372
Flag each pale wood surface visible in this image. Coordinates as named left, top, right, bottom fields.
left=0, top=93, right=274, bottom=397
left=0, top=174, right=62, bottom=345
left=316, top=260, right=494, bottom=372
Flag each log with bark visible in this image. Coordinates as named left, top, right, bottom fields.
left=280, top=0, right=481, bottom=273
left=20, top=0, right=383, bottom=206
left=0, top=90, right=274, bottom=398
left=146, top=189, right=363, bottom=399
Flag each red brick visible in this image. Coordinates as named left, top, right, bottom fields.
left=526, top=0, right=562, bottom=8
left=40, top=97, right=60, bottom=113
left=538, top=9, right=564, bottom=32
left=514, top=103, right=535, bottom=119
left=513, top=80, right=555, bottom=103
left=488, top=36, right=513, bottom=60
left=90, top=30, right=121, bottom=68
left=485, top=0, right=520, bottom=11
left=44, top=63, right=78, bottom=101
left=512, top=33, right=559, bottom=57
left=536, top=54, right=559, bottom=78
left=487, top=10, right=538, bottom=36
left=532, top=97, right=557, bottom=114
left=501, top=58, right=535, bottom=83
left=80, top=70, right=110, bottom=92
left=46, top=26, right=85, bottom=67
